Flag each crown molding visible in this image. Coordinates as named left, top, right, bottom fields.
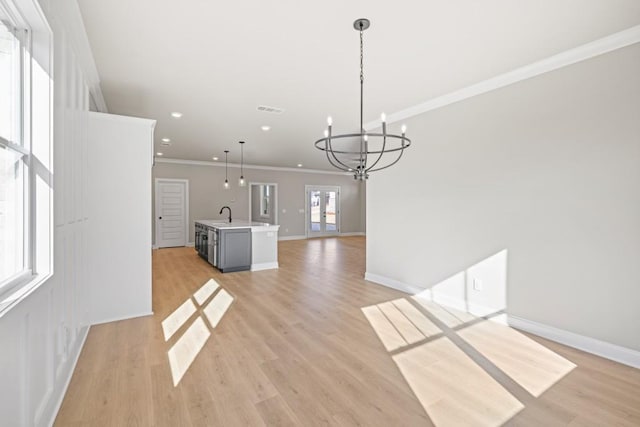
left=365, top=25, right=640, bottom=130
left=155, top=157, right=350, bottom=176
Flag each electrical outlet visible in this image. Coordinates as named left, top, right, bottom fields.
left=282, top=208, right=286, bottom=214
left=473, top=278, right=483, bottom=291
left=298, top=208, right=304, bottom=214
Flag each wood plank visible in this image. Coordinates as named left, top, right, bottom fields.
left=54, top=237, right=640, bottom=427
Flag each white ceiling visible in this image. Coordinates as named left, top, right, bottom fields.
left=77, top=0, right=640, bottom=170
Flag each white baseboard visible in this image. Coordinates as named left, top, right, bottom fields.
left=508, top=316, right=640, bottom=369
left=364, top=272, right=425, bottom=295
left=365, top=271, right=640, bottom=369
left=46, top=325, right=90, bottom=427
left=280, top=232, right=365, bottom=241
left=90, top=311, right=154, bottom=326
left=278, top=235, right=306, bottom=241
left=250, top=262, right=279, bottom=271
left=152, top=244, right=158, bottom=250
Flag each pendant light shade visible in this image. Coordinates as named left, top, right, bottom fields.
left=223, top=150, right=230, bottom=190
left=238, top=141, right=246, bottom=187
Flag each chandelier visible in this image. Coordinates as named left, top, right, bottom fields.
left=314, top=18, right=411, bottom=180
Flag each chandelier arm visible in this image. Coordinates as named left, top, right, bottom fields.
left=315, top=135, right=410, bottom=154
left=365, top=133, right=387, bottom=171
left=368, top=147, right=406, bottom=173
left=327, top=138, right=355, bottom=171
left=325, top=152, right=351, bottom=172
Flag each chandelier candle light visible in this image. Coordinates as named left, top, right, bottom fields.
left=314, top=18, right=411, bottom=180
left=238, top=141, right=246, bottom=187
left=223, top=150, right=230, bottom=190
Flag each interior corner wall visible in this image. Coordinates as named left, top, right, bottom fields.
left=152, top=163, right=366, bottom=243
left=366, top=43, right=640, bottom=351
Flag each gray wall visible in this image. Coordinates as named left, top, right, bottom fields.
left=152, top=163, right=365, bottom=243
left=367, top=44, right=640, bottom=351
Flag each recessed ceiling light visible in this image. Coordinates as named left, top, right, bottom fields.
left=161, top=137, right=170, bottom=142
left=170, top=112, right=182, bottom=118
left=156, top=152, right=163, bottom=156
left=261, top=125, right=271, bottom=131
left=212, top=156, right=219, bottom=161
left=297, top=163, right=303, bottom=168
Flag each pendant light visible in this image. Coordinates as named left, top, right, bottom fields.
left=223, top=150, right=230, bottom=190
left=313, top=18, right=411, bottom=180
left=238, top=141, right=246, bottom=187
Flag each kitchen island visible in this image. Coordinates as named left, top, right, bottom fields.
left=195, top=220, right=280, bottom=272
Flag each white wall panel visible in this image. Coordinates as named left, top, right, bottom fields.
left=0, top=0, right=102, bottom=425
left=87, top=112, right=155, bottom=324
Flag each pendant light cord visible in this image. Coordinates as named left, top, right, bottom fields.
left=225, top=150, right=229, bottom=180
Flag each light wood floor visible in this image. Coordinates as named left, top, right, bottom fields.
left=56, top=237, right=640, bottom=426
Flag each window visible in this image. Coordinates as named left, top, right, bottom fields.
left=260, top=185, right=270, bottom=217
left=0, top=7, right=29, bottom=291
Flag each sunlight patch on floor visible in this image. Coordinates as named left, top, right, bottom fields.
left=165, top=278, right=234, bottom=386
left=362, top=305, right=410, bottom=351
left=393, top=337, right=524, bottom=426
left=203, top=289, right=234, bottom=328
left=411, top=296, right=477, bottom=328
left=168, top=317, right=211, bottom=386
left=362, top=295, right=578, bottom=426
left=392, top=298, right=441, bottom=337
left=162, top=298, right=197, bottom=341
left=378, top=300, right=426, bottom=344
left=193, top=278, right=220, bottom=305
left=458, top=320, right=576, bottom=397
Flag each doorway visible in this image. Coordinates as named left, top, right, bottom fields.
left=155, top=178, right=189, bottom=248
left=306, top=185, right=340, bottom=237
left=249, top=183, right=278, bottom=224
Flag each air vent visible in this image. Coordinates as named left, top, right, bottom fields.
left=257, top=105, right=284, bottom=114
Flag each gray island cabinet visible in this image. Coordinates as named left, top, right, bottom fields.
left=218, top=228, right=252, bottom=273
left=194, top=220, right=280, bottom=273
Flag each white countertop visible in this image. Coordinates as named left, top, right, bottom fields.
left=195, top=219, right=280, bottom=231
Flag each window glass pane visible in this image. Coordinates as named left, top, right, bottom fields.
left=0, top=16, right=19, bottom=144
left=0, top=146, right=24, bottom=282
left=0, top=12, right=24, bottom=284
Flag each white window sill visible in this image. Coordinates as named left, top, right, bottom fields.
left=0, top=271, right=51, bottom=319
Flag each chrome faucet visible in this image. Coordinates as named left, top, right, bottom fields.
left=219, top=206, right=232, bottom=223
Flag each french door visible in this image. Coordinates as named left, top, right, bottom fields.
left=306, top=186, right=340, bottom=237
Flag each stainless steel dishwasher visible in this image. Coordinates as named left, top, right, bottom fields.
left=208, top=228, right=218, bottom=266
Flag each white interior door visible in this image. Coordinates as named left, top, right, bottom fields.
left=306, top=186, right=340, bottom=237
left=155, top=179, right=188, bottom=248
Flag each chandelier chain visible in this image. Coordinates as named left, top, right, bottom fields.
left=359, top=29, right=364, bottom=84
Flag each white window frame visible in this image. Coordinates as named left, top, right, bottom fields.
left=0, top=0, right=52, bottom=314
left=0, top=4, right=30, bottom=294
